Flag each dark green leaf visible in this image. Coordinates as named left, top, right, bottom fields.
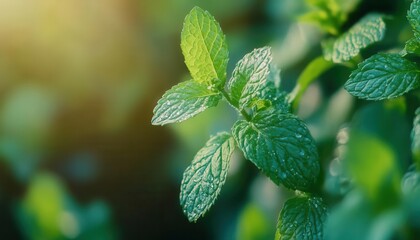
left=345, top=53, right=420, bottom=100
left=232, top=110, right=319, bottom=191
left=277, top=196, right=328, bottom=240
left=180, top=132, right=235, bottom=222
left=181, top=7, right=229, bottom=85
left=331, top=14, right=386, bottom=63
left=256, top=64, right=290, bottom=114
left=228, top=47, right=272, bottom=109
left=151, top=80, right=222, bottom=125
left=408, top=0, right=420, bottom=35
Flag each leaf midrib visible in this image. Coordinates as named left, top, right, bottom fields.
left=194, top=11, right=220, bottom=82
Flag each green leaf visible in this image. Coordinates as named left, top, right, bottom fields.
left=412, top=107, right=420, bottom=165
left=228, top=47, right=272, bottom=109
left=151, top=80, right=222, bottom=125
left=255, top=64, right=290, bottom=114
left=277, top=196, right=328, bottom=240
left=260, top=82, right=290, bottom=114
left=331, top=13, right=386, bottom=63
left=404, top=37, right=420, bottom=56
left=301, top=0, right=361, bottom=35
left=345, top=53, right=420, bottom=100
left=180, top=132, right=235, bottom=222
left=181, top=7, right=229, bottom=85
left=232, top=109, right=320, bottom=191
left=299, top=10, right=341, bottom=35
left=335, top=0, right=361, bottom=14
left=408, top=0, right=420, bottom=35
left=322, top=38, right=335, bottom=61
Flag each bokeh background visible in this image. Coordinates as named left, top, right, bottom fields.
left=0, top=0, right=417, bottom=239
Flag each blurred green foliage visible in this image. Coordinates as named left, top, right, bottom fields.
left=0, top=0, right=418, bottom=239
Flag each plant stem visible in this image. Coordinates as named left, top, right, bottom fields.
left=220, top=88, right=251, bottom=121
left=288, top=56, right=334, bottom=112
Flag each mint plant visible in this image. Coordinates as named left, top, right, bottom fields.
left=152, top=1, right=420, bottom=238
left=316, top=0, right=420, bottom=100
left=152, top=6, right=326, bottom=238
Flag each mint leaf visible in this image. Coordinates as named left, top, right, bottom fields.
left=181, top=7, right=229, bottom=85
left=331, top=13, right=386, bottom=63
left=299, top=10, right=341, bottom=35
left=228, top=47, right=272, bottom=109
left=252, top=64, right=290, bottom=114
left=180, top=132, right=235, bottom=222
left=151, top=80, right=222, bottom=125
left=232, top=110, right=320, bottom=191
left=345, top=53, right=420, bottom=100
left=277, top=196, right=328, bottom=240
left=260, top=82, right=290, bottom=114
left=300, top=0, right=360, bottom=35
left=408, top=0, right=420, bottom=35
left=413, top=108, right=420, bottom=164
left=322, top=38, right=335, bottom=61
left=404, top=37, right=420, bottom=56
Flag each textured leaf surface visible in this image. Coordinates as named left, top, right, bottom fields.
left=252, top=64, right=290, bottom=114
left=181, top=7, right=229, bottom=84
left=260, top=82, right=290, bottom=114
left=408, top=0, right=420, bottom=35
left=180, top=132, right=235, bottom=222
left=151, top=80, right=222, bottom=125
left=413, top=108, right=420, bottom=163
left=331, top=13, right=386, bottom=63
left=277, top=196, right=328, bottom=240
left=228, top=47, right=272, bottom=109
left=232, top=110, right=319, bottom=190
left=345, top=53, right=420, bottom=100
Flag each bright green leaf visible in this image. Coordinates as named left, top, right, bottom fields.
left=299, top=10, right=341, bottom=35
left=335, top=0, right=361, bottom=14
left=180, top=132, right=235, bottom=222
left=181, top=7, right=229, bottom=85
left=151, top=80, right=222, bottom=125
left=228, top=47, right=272, bottom=109
left=331, top=14, right=386, bottom=63
left=407, top=0, right=420, bottom=35
left=412, top=107, right=420, bottom=165
left=232, top=109, right=319, bottom=191
left=277, top=196, right=328, bottom=240
left=345, top=53, right=420, bottom=100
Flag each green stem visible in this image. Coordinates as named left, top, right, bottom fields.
left=220, top=88, right=251, bottom=121
left=289, top=56, right=334, bottom=112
